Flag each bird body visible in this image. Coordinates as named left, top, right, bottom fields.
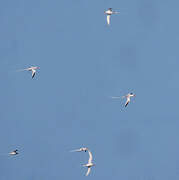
left=9, top=149, right=18, bottom=155
left=71, top=147, right=95, bottom=176
left=105, top=8, right=113, bottom=15
left=26, top=66, right=39, bottom=78
left=17, top=66, right=39, bottom=78
left=104, top=8, right=120, bottom=25
left=124, top=93, right=135, bottom=107
left=111, top=93, right=135, bottom=107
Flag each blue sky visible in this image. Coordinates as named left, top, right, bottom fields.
left=0, top=0, right=179, bottom=179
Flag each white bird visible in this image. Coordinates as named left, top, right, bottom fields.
left=111, top=93, right=136, bottom=107
left=104, top=8, right=120, bottom=25
left=70, top=147, right=88, bottom=152
left=123, top=93, right=135, bottom=107
left=17, top=66, right=40, bottom=78
left=9, top=149, right=19, bottom=156
left=83, top=150, right=95, bottom=176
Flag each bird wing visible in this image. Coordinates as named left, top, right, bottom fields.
left=70, top=149, right=81, bottom=152
left=16, top=68, right=29, bottom=72
left=111, top=96, right=121, bottom=99
left=88, top=150, right=93, bottom=163
left=86, top=167, right=91, bottom=176
left=32, top=69, right=36, bottom=78
left=113, top=11, right=120, bottom=14
left=125, top=97, right=130, bottom=107
left=107, top=15, right=111, bottom=25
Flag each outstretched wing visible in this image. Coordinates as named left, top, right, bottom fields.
left=16, top=68, right=28, bottom=72
left=86, top=167, right=91, bottom=176
left=88, top=150, right=93, bottom=163
left=70, top=149, right=81, bottom=152
left=107, top=15, right=111, bottom=25
left=70, top=147, right=88, bottom=152
left=125, top=97, right=130, bottom=107
left=32, top=69, right=36, bottom=78
left=113, top=11, right=120, bottom=14
left=111, top=96, right=121, bottom=99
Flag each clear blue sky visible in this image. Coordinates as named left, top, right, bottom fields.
left=0, top=0, right=179, bottom=179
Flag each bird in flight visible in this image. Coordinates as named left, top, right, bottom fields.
left=111, top=93, right=136, bottom=107
left=9, top=149, right=19, bottom=156
left=17, top=66, right=40, bottom=78
left=123, top=93, right=135, bottom=107
left=70, top=147, right=88, bottom=152
left=104, top=8, right=120, bottom=25
left=83, top=149, right=95, bottom=176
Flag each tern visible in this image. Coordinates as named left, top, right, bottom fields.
left=9, top=149, right=18, bottom=155
left=111, top=93, right=136, bottom=107
left=70, top=147, right=88, bottom=152
left=104, top=8, right=120, bottom=25
left=123, top=93, right=135, bottom=107
left=83, top=150, right=95, bottom=176
left=17, top=66, right=40, bottom=78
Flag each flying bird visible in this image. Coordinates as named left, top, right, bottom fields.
left=104, top=8, right=120, bottom=25
left=111, top=93, right=136, bottom=107
left=17, top=66, right=40, bottom=78
left=83, top=150, right=95, bottom=176
left=123, top=93, right=136, bottom=107
left=70, top=147, right=88, bottom=152
left=9, top=149, right=19, bottom=155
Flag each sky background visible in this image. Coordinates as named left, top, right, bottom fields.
left=0, top=0, right=179, bottom=179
